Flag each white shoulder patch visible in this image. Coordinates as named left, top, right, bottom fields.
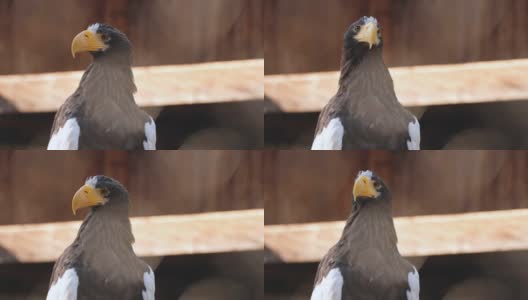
left=143, top=117, right=157, bottom=150
left=47, top=118, right=80, bottom=150
left=310, top=268, right=343, bottom=300
left=142, top=267, right=156, bottom=300
left=311, top=118, right=344, bottom=150
left=406, top=267, right=420, bottom=300
left=46, top=268, right=79, bottom=300
left=406, top=117, right=421, bottom=150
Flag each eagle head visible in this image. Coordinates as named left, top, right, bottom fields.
left=71, top=23, right=131, bottom=59
left=72, top=175, right=128, bottom=215
left=342, top=16, right=382, bottom=65
left=352, top=170, right=389, bottom=203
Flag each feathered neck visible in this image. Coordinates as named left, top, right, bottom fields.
left=335, top=47, right=399, bottom=111
left=76, top=50, right=137, bottom=109
left=75, top=202, right=135, bottom=254
left=338, top=47, right=392, bottom=90
left=73, top=202, right=142, bottom=281
left=340, top=198, right=398, bottom=250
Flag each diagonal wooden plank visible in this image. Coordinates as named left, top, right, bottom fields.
left=265, top=209, right=528, bottom=263
left=0, top=209, right=264, bottom=263
left=0, top=59, right=264, bottom=114
left=265, top=59, right=528, bottom=112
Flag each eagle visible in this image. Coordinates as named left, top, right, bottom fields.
left=47, top=23, right=156, bottom=150
left=311, top=170, right=419, bottom=300
left=312, top=16, right=420, bottom=150
left=46, top=176, right=155, bottom=300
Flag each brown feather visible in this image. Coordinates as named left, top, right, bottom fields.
left=49, top=189, right=151, bottom=300
left=50, top=40, right=153, bottom=150
left=313, top=186, right=416, bottom=299
left=314, top=47, right=417, bottom=150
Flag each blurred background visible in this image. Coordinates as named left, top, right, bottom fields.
left=264, top=151, right=528, bottom=299
left=0, top=0, right=264, bottom=149
left=264, top=0, right=528, bottom=149
left=0, top=151, right=263, bottom=299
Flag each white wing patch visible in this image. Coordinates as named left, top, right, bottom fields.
left=142, top=267, right=156, bottom=300
left=310, top=268, right=343, bottom=300
left=406, top=117, right=421, bottom=150
left=143, top=117, right=157, bottom=150
left=46, top=268, right=79, bottom=300
left=406, top=267, right=420, bottom=300
left=47, top=118, right=80, bottom=150
left=311, top=118, right=344, bottom=150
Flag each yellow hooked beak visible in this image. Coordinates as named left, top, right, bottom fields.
left=355, top=22, right=380, bottom=49
left=71, top=30, right=107, bottom=58
left=353, top=175, right=379, bottom=200
left=72, top=185, right=105, bottom=215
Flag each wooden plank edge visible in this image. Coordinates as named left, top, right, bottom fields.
left=0, top=209, right=264, bottom=264
left=0, top=59, right=264, bottom=114
left=0, top=59, right=264, bottom=82
left=264, top=209, right=528, bottom=263
left=265, top=59, right=528, bottom=112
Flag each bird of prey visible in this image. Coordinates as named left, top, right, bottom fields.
left=312, top=16, right=420, bottom=150
left=311, top=170, right=419, bottom=300
left=46, top=176, right=155, bottom=300
left=47, top=23, right=156, bottom=150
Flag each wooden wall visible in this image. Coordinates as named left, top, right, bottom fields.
left=263, top=150, right=528, bottom=224
left=0, top=150, right=263, bottom=225
left=264, top=0, right=528, bottom=74
left=0, top=0, right=263, bottom=75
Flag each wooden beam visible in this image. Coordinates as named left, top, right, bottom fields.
left=0, top=59, right=264, bottom=114
left=0, top=209, right=263, bottom=263
left=265, top=59, right=528, bottom=112
left=265, top=209, right=528, bottom=263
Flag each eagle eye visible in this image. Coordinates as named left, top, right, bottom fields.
left=101, top=34, right=110, bottom=43
left=100, top=188, right=110, bottom=197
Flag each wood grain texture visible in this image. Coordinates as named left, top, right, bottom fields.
left=265, top=59, right=528, bottom=112
left=264, top=0, right=528, bottom=75
left=0, top=209, right=263, bottom=263
left=0, top=152, right=12, bottom=225
left=127, top=151, right=264, bottom=217
left=263, top=151, right=528, bottom=225
left=0, top=151, right=263, bottom=225
left=0, top=0, right=263, bottom=75
left=0, top=59, right=264, bottom=114
left=0, top=1, right=13, bottom=74
left=265, top=209, right=528, bottom=263
left=103, top=0, right=130, bottom=33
